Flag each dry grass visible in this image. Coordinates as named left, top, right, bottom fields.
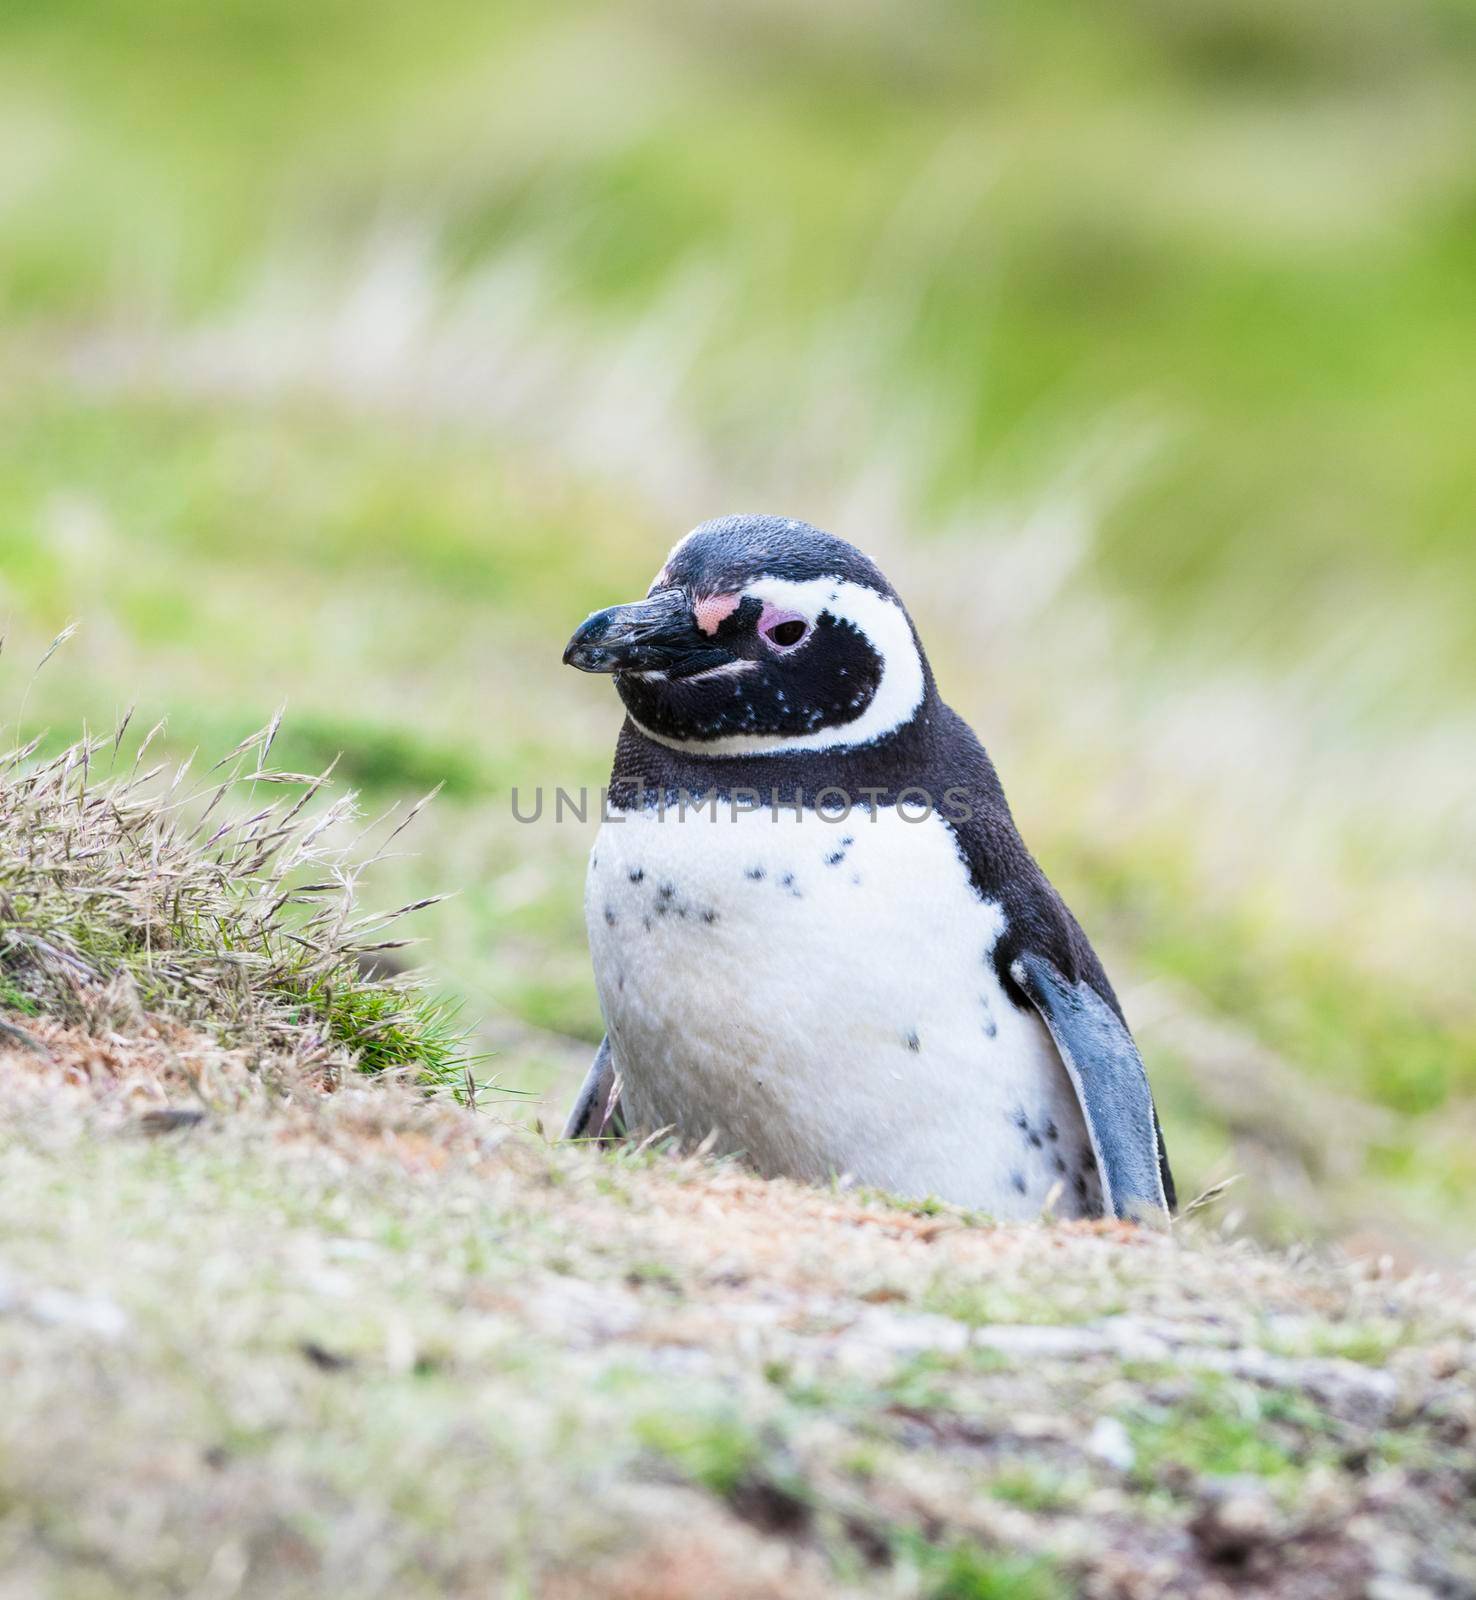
left=0, top=685, right=465, bottom=1090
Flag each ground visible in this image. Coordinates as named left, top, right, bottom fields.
left=2, top=1017, right=1472, bottom=1599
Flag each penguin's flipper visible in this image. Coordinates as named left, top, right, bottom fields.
left=1011, top=952, right=1171, bottom=1228
left=561, top=1035, right=625, bottom=1143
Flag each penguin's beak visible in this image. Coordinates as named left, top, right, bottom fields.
left=562, top=588, right=732, bottom=679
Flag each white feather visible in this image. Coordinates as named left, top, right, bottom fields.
left=586, top=803, right=1101, bottom=1218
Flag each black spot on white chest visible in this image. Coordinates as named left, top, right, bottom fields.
left=582, top=807, right=1098, bottom=1219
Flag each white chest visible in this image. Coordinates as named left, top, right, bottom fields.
left=585, top=803, right=1101, bottom=1219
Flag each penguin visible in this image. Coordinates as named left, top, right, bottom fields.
left=560, top=515, right=1175, bottom=1225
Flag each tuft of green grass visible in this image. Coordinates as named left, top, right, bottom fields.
left=1125, top=1374, right=1330, bottom=1487
left=633, top=1407, right=762, bottom=1498
left=0, top=686, right=466, bottom=1087
left=1262, top=1317, right=1408, bottom=1367
left=923, top=1279, right=1107, bottom=1330
left=883, top=1350, right=1008, bottom=1415
left=988, top=1467, right=1086, bottom=1514
left=899, top=1536, right=1069, bottom=1600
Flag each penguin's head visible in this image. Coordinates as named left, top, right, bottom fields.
left=563, top=515, right=931, bottom=755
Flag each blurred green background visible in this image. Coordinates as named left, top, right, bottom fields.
left=1, top=0, right=1473, bottom=1255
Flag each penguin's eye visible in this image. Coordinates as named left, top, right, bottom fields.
left=758, top=605, right=810, bottom=651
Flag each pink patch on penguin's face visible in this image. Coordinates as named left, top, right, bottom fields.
left=693, top=591, right=742, bottom=636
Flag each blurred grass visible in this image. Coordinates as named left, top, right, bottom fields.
left=5, top=0, right=1475, bottom=669
left=0, top=0, right=1473, bottom=1250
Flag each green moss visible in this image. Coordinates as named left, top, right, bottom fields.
left=0, top=978, right=42, bottom=1016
